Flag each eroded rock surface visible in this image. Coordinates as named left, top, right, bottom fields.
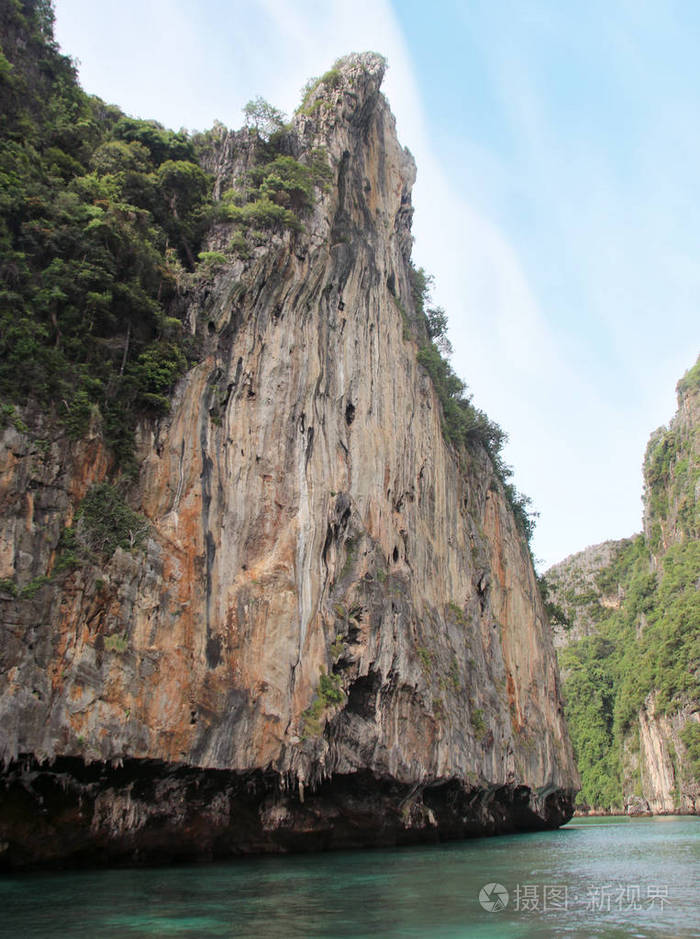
left=0, top=54, right=577, bottom=868
left=546, top=361, right=699, bottom=816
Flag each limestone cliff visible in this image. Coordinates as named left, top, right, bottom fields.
left=621, top=695, right=698, bottom=815
left=545, top=358, right=699, bottom=815
left=644, top=360, right=700, bottom=559
left=545, top=539, right=633, bottom=648
left=0, top=53, right=577, bottom=868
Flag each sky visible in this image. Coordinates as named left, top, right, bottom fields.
left=53, top=0, right=699, bottom=569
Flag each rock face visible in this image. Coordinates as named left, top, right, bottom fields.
left=644, top=362, right=700, bottom=560
left=545, top=359, right=699, bottom=816
left=622, top=696, right=698, bottom=815
left=545, top=539, right=633, bottom=647
left=629, top=364, right=700, bottom=814
left=0, top=54, right=578, bottom=868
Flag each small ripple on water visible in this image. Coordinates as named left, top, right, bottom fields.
left=2, top=816, right=698, bottom=938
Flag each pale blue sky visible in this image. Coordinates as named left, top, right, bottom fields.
left=53, top=0, right=698, bottom=568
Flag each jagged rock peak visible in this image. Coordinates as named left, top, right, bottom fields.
left=295, top=51, right=401, bottom=142
left=303, top=51, right=388, bottom=105
left=333, top=51, right=388, bottom=83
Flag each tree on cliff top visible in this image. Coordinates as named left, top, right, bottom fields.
left=243, top=96, right=287, bottom=141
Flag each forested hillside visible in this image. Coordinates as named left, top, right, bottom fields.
left=0, top=0, right=213, bottom=466
left=545, top=358, right=699, bottom=813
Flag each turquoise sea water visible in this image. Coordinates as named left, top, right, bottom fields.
left=1, top=816, right=698, bottom=937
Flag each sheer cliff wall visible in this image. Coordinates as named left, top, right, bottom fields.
left=546, top=360, right=698, bottom=816
left=0, top=54, right=578, bottom=868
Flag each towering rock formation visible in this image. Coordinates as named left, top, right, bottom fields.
left=643, top=362, right=699, bottom=560
left=627, top=360, right=699, bottom=814
left=0, top=53, right=577, bottom=868
left=546, top=359, right=699, bottom=815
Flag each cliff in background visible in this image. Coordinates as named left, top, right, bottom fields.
left=545, top=359, right=699, bottom=815
left=0, top=11, right=577, bottom=869
left=545, top=539, right=634, bottom=648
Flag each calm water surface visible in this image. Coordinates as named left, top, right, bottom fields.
left=1, top=816, right=698, bottom=937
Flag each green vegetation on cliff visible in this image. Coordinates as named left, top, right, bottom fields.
left=559, top=633, right=620, bottom=808
left=557, top=536, right=699, bottom=808
left=0, top=0, right=534, bottom=564
left=0, top=3, right=336, bottom=467
left=218, top=149, right=332, bottom=238
left=2, top=5, right=536, bottom=554
left=0, top=0, right=212, bottom=465
left=408, top=264, right=537, bottom=545
left=644, top=358, right=699, bottom=549
left=547, top=358, right=699, bottom=811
